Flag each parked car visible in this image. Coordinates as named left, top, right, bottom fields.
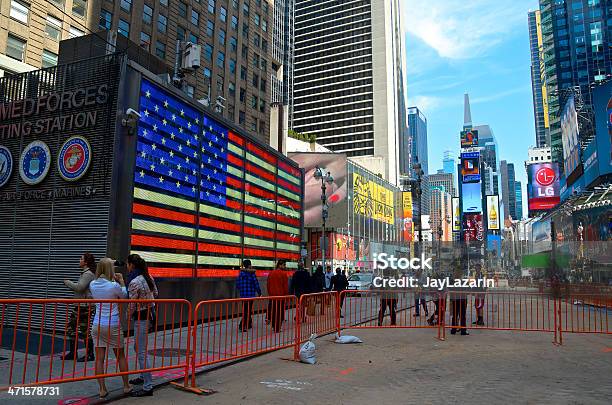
left=347, top=273, right=374, bottom=294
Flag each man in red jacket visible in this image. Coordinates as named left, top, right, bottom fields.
left=267, top=259, right=289, bottom=333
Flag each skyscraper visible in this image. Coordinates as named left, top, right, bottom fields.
left=515, top=181, right=523, bottom=220
left=539, top=0, right=612, bottom=164
left=428, top=172, right=456, bottom=198
left=408, top=106, right=428, bottom=177
left=475, top=124, right=500, bottom=196
left=500, top=160, right=517, bottom=220
left=528, top=10, right=549, bottom=148
left=430, top=188, right=452, bottom=241
left=292, top=0, right=408, bottom=184
left=443, top=150, right=456, bottom=174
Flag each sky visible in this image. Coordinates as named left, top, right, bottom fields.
left=402, top=0, right=540, bottom=217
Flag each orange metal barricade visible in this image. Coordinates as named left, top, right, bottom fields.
left=338, top=290, right=438, bottom=332
left=0, top=299, right=192, bottom=391
left=190, top=295, right=297, bottom=386
left=441, top=292, right=558, bottom=339
left=557, top=294, right=610, bottom=341
left=293, top=292, right=338, bottom=360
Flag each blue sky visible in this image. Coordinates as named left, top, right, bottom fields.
left=403, top=0, right=539, bottom=216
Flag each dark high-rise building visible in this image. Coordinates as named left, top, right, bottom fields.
left=500, top=160, right=517, bottom=220
left=408, top=106, right=428, bottom=177
left=515, top=181, right=524, bottom=220
left=475, top=124, right=500, bottom=196
left=528, top=10, right=549, bottom=147
left=539, top=0, right=612, bottom=164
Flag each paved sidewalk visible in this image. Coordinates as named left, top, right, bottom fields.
left=122, top=328, right=612, bottom=405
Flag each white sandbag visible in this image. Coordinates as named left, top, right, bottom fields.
left=299, top=333, right=317, bottom=364
left=334, top=333, right=363, bottom=344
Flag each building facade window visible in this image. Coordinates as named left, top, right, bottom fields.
left=143, top=4, right=153, bottom=25
left=191, top=9, right=199, bottom=25
left=217, top=51, right=225, bottom=68
left=231, top=15, right=238, bottom=30
left=240, top=66, right=247, bottom=80
left=254, top=13, right=260, bottom=26
left=208, top=0, right=215, bottom=13
left=72, top=0, right=87, bottom=18
left=155, top=41, right=166, bottom=58
left=158, top=14, right=167, bottom=33
left=204, top=67, right=211, bottom=79
left=220, top=6, right=227, bottom=22
left=46, top=15, right=63, bottom=40
left=185, top=84, right=195, bottom=98
left=243, top=3, right=249, bottom=16
left=120, top=0, right=132, bottom=13
left=140, top=31, right=151, bottom=50
left=10, top=0, right=29, bottom=24
left=118, top=19, right=130, bottom=37
left=239, top=110, right=245, bottom=124
left=41, top=49, right=58, bottom=68
left=230, top=36, right=237, bottom=52
left=217, top=75, right=224, bottom=92
left=6, top=34, right=26, bottom=61
left=219, top=29, right=226, bottom=45
left=239, top=87, right=245, bottom=101
left=177, top=26, right=186, bottom=41
left=69, top=26, right=84, bottom=38
left=204, top=44, right=213, bottom=61
left=178, top=1, right=187, bottom=18
left=229, top=58, right=236, bottom=73
left=189, top=33, right=198, bottom=44
left=229, top=82, right=235, bottom=96
left=206, top=20, right=214, bottom=36
left=160, top=0, right=167, bottom=6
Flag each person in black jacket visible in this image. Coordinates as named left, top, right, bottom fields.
left=331, top=267, right=349, bottom=315
left=311, top=265, right=326, bottom=315
left=290, top=264, right=311, bottom=322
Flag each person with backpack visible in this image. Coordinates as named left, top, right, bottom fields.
left=127, top=254, right=158, bottom=397
left=63, top=252, right=96, bottom=362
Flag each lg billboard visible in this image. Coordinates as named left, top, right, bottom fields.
left=527, top=163, right=560, bottom=212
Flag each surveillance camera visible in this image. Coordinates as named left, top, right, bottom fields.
left=126, top=108, right=141, bottom=120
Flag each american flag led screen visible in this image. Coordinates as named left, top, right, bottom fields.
left=130, top=79, right=302, bottom=278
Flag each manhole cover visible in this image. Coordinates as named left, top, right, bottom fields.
left=147, top=348, right=188, bottom=357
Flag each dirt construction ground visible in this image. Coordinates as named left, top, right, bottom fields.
left=119, top=328, right=612, bottom=405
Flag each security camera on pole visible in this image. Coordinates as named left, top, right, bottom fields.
left=314, top=166, right=334, bottom=271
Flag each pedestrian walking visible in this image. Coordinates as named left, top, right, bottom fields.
left=473, top=295, right=485, bottom=326
left=89, top=258, right=131, bottom=398
left=324, top=266, right=334, bottom=292
left=62, top=252, right=96, bottom=362
left=331, top=267, right=349, bottom=315
left=450, top=291, right=469, bottom=335
left=311, top=265, right=326, bottom=314
left=413, top=270, right=429, bottom=317
left=267, top=259, right=289, bottom=333
left=127, top=254, right=158, bottom=397
left=378, top=268, right=397, bottom=326
left=289, top=263, right=311, bottom=322
left=236, top=259, right=261, bottom=331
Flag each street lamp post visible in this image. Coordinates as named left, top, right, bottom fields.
left=412, top=162, right=425, bottom=258
left=314, top=166, right=334, bottom=271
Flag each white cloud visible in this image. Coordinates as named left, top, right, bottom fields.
left=402, top=0, right=538, bottom=59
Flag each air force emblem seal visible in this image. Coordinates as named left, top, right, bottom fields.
left=20, top=141, right=51, bottom=185
left=58, top=136, right=92, bottom=181
left=0, top=145, right=13, bottom=188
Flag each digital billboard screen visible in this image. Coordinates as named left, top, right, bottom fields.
left=402, top=192, right=413, bottom=242
left=527, top=163, right=560, bottom=211
left=461, top=182, right=482, bottom=213
left=452, top=197, right=460, bottom=231
left=461, top=129, right=479, bottom=148
left=561, top=95, right=581, bottom=178
left=463, top=213, right=483, bottom=242
left=486, top=195, right=500, bottom=230
left=289, top=153, right=347, bottom=227
left=131, top=79, right=303, bottom=277
left=461, top=152, right=480, bottom=183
